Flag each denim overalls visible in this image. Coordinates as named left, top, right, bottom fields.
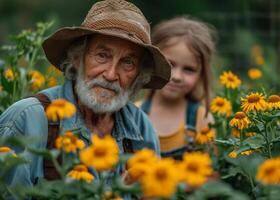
left=140, top=98, right=199, bottom=160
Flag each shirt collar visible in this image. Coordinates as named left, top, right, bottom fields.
left=44, top=79, right=144, bottom=142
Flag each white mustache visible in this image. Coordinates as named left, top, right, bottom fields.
left=86, top=78, right=121, bottom=94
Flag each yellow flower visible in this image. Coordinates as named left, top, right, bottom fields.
left=0, top=146, right=13, bottom=153
left=45, top=99, right=76, bottom=121
left=231, top=129, right=256, bottom=138
left=231, top=129, right=240, bottom=138
left=4, top=69, right=15, bottom=80
left=127, top=148, right=158, bottom=180
left=219, top=71, right=241, bottom=89
left=267, top=95, right=280, bottom=110
left=140, top=158, right=179, bottom=198
left=55, top=131, right=85, bottom=153
left=256, top=157, right=280, bottom=185
left=255, top=55, right=264, bottom=65
left=228, top=150, right=238, bottom=158
left=29, top=70, right=45, bottom=90
left=241, top=92, right=267, bottom=112
left=195, top=127, right=215, bottom=145
left=47, top=77, right=58, bottom=87
left=229, top=112, right=251, bottom=130
left=248, top=68, right=262, bottom=80
left=0, top=146, right=16, bottom=157
left=178, top=152, right=213, bottom=187
left=246, top=132, right=256, bottom=137
left=240, top=150, right=254, bottom=156
left=80, top=134, right=119, bottom=171
left=210, top=96, right=232, bottom=116
left=67, top=164, right=94, bottom=183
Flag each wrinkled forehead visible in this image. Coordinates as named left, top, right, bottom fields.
left=86, top=34, right=145, bottom=56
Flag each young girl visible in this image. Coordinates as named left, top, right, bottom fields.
left=138, top=16, right=216, bottom=159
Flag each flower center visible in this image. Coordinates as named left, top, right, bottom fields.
left=201, top=127, right=210, bottom=135
left=227, top=76, right=235, bottom=82
left=74, top=165, right=87, bottom=172
left=268, top=95, right=280, bottom=103
left=155, top=168, right=167, bottom=180
left=216, top=99, right=225, bottom=106
left=187, top=163, right=198, bottom=172
left=234, top=112, right=246, bottom=119
left=264, top=167, right=275, bottom=176
left=248, top=95, right=260, bottom=103
left=94, top=147, right=107, bottom=157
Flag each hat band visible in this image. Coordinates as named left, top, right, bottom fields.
left=82, top=18, right=150, bottom=44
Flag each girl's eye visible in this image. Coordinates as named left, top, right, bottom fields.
left=183, top=67, right=196, bottom=74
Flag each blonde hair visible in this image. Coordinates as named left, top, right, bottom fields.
left=152, top=16, right=217, bottom=112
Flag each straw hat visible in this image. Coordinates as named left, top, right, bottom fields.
left=42, top=0, right=171, bottom=89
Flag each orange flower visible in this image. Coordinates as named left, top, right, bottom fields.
left=229, top=112, right=251, bottom=130
left=45, top=99, right=76, bottom=121
left=55, top=131, right=85, bottom=153
left=67, top=164, right=94, bottom=183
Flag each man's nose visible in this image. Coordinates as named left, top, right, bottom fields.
left=103, top=62, right=119, bottom=82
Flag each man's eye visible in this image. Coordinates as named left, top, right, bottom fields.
left=123, top=58, right=134, bottom=65
left=95, top=52, right=109, bottom=63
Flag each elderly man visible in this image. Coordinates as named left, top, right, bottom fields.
left=0, top=0, right=170, bottom=187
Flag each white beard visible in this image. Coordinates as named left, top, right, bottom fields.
left=75, top=68, right=131, bottom=113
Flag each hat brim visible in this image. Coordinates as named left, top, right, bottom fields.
left=42, top=27, right=171, bottom=89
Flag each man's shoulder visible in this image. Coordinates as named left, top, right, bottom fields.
left=1, top=97, right=44, bottom=119
left=123, top=102, right=148, bottom=119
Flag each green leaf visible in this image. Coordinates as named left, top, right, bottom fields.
left=27, top=148, right=60, bottom=160
left=243, top=135, right=266, bottom=149
left=188, top=180, right=250, bottom=200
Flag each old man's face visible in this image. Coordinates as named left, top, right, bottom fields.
left=75, top=34, right=144, bottom=113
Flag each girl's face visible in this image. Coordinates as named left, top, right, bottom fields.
left=159, top=41, right=201, bottom=101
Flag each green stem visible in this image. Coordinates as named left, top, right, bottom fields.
left=52, top=156, right=65, bottom=179
left=248, top=174, right=255, bottom=190
left=240, top=129, right=244, bottom=147
left=27, top=49, right=38, bottom=71
left=265, top=123, right=272, bottom=158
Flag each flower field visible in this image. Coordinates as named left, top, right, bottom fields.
left=0, top=22, right=280, bottom=200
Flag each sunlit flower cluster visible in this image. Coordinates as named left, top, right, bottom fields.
left=80, top=134, right=119, bottom=171
left=178, top=152, right=213, bottom=187
left=241, top=92, right=267, bottom=112
left=210, top=96, right=232, bottom=116
left=45, top=99, right=76, bottom=121
left=127, top=149, right=213, bottom=198
left=219, top=71, right=241, bottom=89
left=67, top=164, right=94, bottom=183
left=267, top=95, right=280, bottom=110
left=55, top=131, right=85, bottom=153
left=248, top=68, right=263, bottom=80
left=229, top=111, right=251, bottom=130
left=29, top=70, right=45, bottom=90
left=4, top=69, right=15, bottom=80
left=195, top=127, right=215, bottom=144
left=256, top=157, right=280, bottom=185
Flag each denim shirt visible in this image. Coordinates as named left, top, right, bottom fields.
left=0, top=80, right=160, bottom=191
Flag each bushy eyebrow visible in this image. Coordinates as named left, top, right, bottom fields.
left=94, top=44, right=112, bottom=53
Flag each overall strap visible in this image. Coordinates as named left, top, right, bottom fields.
left=186, top=100, right=199, bottom=131
left=30, top=93, right=61, bottom=180
left=140, top=98, right=152, bottom=114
